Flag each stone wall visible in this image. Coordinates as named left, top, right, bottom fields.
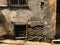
left=0, top=0, right=7, bottom=6
left=0, top=0, right=56, bottom=41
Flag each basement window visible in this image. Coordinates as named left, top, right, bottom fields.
left=14, top=25, right=27, bottom=39
left=8, top=0, right=28, bottom=7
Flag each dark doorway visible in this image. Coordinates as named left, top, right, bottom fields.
left=56, top=0, right=60, bottom=39
left=14, top=25, right=27, bottom=38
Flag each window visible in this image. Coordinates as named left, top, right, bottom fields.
left=8, top=0, right=28, bottom=7
left=14, top=25, right=27, bottom=38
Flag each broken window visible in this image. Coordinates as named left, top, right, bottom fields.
left=8, top=0, right=28, bottom=7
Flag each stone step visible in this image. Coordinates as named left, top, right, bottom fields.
left=0, top=39, right=53, bottom=45
left=0, top=40, right=25, bottom=45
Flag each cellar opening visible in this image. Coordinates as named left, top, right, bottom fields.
left=14, top=25, right=27, bottom=39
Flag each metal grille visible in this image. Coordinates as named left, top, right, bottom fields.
left=8, top=0, right=28, bottom=6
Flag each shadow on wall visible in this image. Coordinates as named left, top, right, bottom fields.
left=55, top=0, right=60, bottom=39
